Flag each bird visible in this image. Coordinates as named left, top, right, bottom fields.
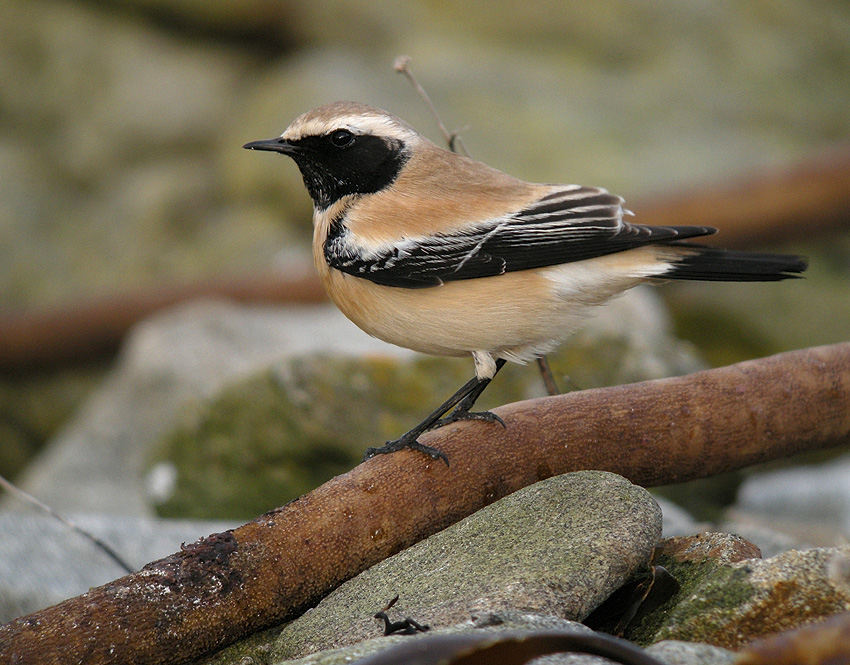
left=244, top=101, right=807, bottom=465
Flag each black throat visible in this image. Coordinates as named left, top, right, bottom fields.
left=288, top=134, right=409, bottom=210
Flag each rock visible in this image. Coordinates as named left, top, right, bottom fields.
left=658, top=533, right=762, bottom=566
left=150, top=351, right=500, bottom=518
left=633, top=544, right=850, bottom=650
left=270, top=471, right=662, bottom=660
left=204, top=614, right=603, bottom=665
left=0, top=510, right=233, bottom=623
left=6, top=301, right=406, bottom=517
left=150, top=353, right=510, bottom=519
left=735, top=611, right=850, bottom=665
left=734, top=453, right=850, bottom=545
left=646, top=640, right=735, bottom=665
left=244, top=618, right=736, bottom=665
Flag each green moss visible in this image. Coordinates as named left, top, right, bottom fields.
left=627, top=556, right=755, bottom=645
left=197, top=625, right=283, bottom=665
left=149, top=354, right=532, bottom=520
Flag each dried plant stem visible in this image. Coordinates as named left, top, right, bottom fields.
left=0, top=474, right=134, bottom=574
left=394, top=55, right=470, bottom=157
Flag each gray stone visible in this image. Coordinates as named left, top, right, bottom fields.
left=150, top=352, right=489, bottom=519
left=0, top=510, right=234, bottom=623
left=6, top=301, right=407, bottom=517
left=734, top=453, right=850, bottom=545
left=209, top=614, right=729, bottom=665
left=271, top=471, right=662, bottom=660
left=647, top=640, right=734, bottom=665
left=203, top=615, right=597, bottom=665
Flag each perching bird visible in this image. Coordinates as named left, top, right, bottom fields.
left=244, top=101, right=807, bottom=464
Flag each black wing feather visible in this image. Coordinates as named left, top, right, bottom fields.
left=326, top=186, right=717, bottom=288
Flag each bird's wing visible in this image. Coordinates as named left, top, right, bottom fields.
left=325, top=185, right=716, bottom=288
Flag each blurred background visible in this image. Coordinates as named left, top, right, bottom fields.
left=1, top=1, right=849, bottom=519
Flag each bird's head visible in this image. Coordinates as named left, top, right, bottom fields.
left=243, top=102, right=415, bottom=210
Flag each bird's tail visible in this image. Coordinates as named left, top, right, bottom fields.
left=663, top=242, right=808, bottom=281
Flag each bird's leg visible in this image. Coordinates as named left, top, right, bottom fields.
left=428, top=359, right=507, bottom=429
left=362, top=375, right=481, bottom=464
left=537, top=355, right=561, bottom=396
left=362, top=359, right=507, bottom=465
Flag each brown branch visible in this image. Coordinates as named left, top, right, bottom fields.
left=0, top=271, right=326, bottom=373
left=630, top=143, right=850, bottom=249
left=2, top=343, right=848, bottom=665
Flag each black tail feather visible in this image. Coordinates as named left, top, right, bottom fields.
left=665, top=243, right=808, bottom=282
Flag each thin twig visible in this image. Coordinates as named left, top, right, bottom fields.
left=0, top=473, right=134, bottom=574
left=535, top=357, right=561, bottom=396
left=396, top=56, right=568, bottom=395
left=394, top=55, right=470, bottom=157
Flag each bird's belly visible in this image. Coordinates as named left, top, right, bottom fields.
left=318, top=266, right=599, bottom=359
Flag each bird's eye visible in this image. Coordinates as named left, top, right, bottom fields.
left=329, top=129, right=354, bottom=148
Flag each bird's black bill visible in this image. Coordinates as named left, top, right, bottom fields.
left=242, top=137, right=297, bottom=154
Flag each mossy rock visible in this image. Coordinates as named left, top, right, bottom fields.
left=629, top=545, right=850, bottom=650
left=150, top=354, right=531, bottom=520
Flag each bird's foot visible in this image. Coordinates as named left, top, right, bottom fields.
left=429, top=409, right=506, bottom=431
left=362, top=434, right=450, bottom=466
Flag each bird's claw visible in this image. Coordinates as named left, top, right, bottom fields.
left=428, top=409, right=506, bottom=431
left=361, top=408, right=506, bottom=465
left=363, top=437, right=450, bottom=466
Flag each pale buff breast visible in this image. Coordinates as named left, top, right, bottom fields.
left=316, top=267, right=558, bottom=356
left=312, top=248, right=669, bottom=360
